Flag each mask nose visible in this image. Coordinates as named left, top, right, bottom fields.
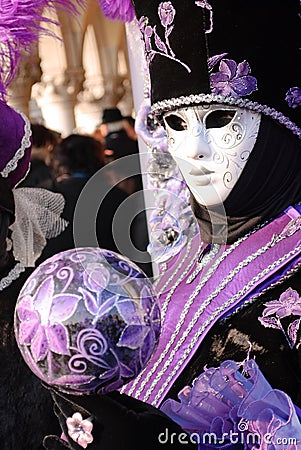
left=186, top=124, right=212, bottom=160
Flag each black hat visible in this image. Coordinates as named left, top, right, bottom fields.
left=102, top=108, right=124, bottom=124
left=131, top=0, right=301, bottom=139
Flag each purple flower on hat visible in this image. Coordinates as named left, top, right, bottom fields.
left=16, top=276, right=81, bottom=362
left=285, top=87, right=301, bottom=109
left=210, top=58, right=257, bottom=98
left=66, top=412, right=93, bottom=448
left=138, top=3, right=191, bottom=72
left=195, top=0, right=213, bottom=34
left=158, top=2, right=175, bottom=27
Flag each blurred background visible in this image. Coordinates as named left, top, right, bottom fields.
left=8, top=0, right=134, bottom=137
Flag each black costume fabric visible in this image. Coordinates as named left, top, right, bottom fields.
left=43, top=389, right=197, bottom=450
left=192, top=116, right=301, bottom=244
left=132, top=0, right=210, bottom=108
left=0, top=177, right=15, bottom=223
left=132, top=0, right=301, bottom=131
left=0, top=263, right=60, bottom=449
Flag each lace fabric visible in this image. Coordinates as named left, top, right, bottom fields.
left=10, top=188, right=68, bottom=267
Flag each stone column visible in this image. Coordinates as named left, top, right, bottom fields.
left=7, top=48, right=41, bottom=117
left=91, top=8, right=128, bottom=108
left=34, top=67, right=84, bottom=136
left=33, top=9, right=85, bottom=136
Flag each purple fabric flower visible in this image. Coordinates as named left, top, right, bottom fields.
left=285, top=87, right=301, bottom=109
left=210, top=58, right=257, bottom=98
left=208, top=53, right=228, bottom=72
left=66, top=412, right=93, bottom=448
left=161, top=359, right=301, bottom=448
left=137, top=2, right=190, bottom=72
left=158, top=1, right=175, bottom=27
left=98, top=0, right=135, bottom=22
left=16, top=276, right=81, bottom=362
left=261, top=288, right=301, bottom=319
left=259, top=288, right=301, bottom=349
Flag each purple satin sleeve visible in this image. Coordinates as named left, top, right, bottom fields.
left=160, top=359, right=301, bottom=449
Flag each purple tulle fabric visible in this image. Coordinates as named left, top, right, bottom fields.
left=161, top=359, right=301, bottom=449
left=98, top=0, right=135, bottom=22
left=0, top=0, right=81, bottom=97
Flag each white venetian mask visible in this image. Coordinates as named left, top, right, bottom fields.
left=163, top=105, right=261, bottom=206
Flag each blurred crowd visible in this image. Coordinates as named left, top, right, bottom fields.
left=21, top=108, right=152, bottom=276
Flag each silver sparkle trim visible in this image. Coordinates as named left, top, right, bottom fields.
left=186, top=243, right=221, bottom=284
left=0, top=112, right=32, bottom=178
left=0, top=262, right=25, bottom=292
left=151, top=94, right=301, bottom=140
left=122, top=220, right=268, bottom=399
left=151, top=243, right=301, bottom=406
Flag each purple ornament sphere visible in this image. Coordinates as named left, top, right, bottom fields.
left=14, top=247, right=161, bottom=395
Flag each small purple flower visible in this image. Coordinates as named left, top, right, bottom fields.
left=137, top=3, right=190, bottom=72
left=261, top=288, right=301, bottom=319
left=208, top=53, right=228, bottom=72
left=16, top=276, right=81, bottom=362
left=66, top=412, right=93, bottom=448
left=285, top=87, right=301, bottom=109
left=210, top=59, right=257, bottom=98
left=158, top=2, right=175, bottom=27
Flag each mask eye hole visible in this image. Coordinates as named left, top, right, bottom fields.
left=205, top=110, right=236, bottom=129
left=164, top=114, right=188, bottom=131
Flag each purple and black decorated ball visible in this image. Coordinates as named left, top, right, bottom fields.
left=14, top=247, right=161, bottom=395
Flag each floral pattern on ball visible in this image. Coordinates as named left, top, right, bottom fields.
left=14, top=247, right=161, bottom=395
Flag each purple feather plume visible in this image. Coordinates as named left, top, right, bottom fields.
left=0, top=0, right=82, bottom=98
left=98, top=0, right=135, bottom=22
